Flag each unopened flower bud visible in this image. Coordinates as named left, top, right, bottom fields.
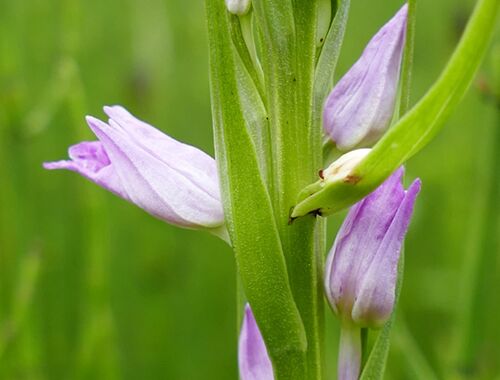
left=323, top=4, right=408, bottom=151
left=324, top=167, right=421, bottom=328
left=225, top=0, right=252, bottom=16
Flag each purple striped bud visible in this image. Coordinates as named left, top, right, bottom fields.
left=324, top=167, right=420, bottom=328
left=323, top=4, right=408, bottom=151
left=239, top=304, right=274, bottom=380
left=44, top=106, right=224, bottom=231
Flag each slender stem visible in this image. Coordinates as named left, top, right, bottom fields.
left=399, top=0, right=417, bottom=116
left=338, top=323, right=362, bottom=380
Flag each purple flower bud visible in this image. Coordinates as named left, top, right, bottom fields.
left=324, top=167, right=420, bottom=328
left=44, top=106, right=224, bottom=230
left=239, top=304, right=274, bottom=380
left=323, top=4, right=408, bottom=151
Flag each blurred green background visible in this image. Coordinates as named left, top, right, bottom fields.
left=0, top=0, right=498, bottom=379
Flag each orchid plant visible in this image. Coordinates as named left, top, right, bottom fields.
left=44, top=0, right=498, bottom=378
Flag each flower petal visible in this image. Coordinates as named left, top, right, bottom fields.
left=325, top=167, right=406, bottom=317
left=86, top=116, right=224, bottom=228
left=239, top=304, right=274, bottom=380
left=323, top=4, right=407, bottom=150
left=43, top=141, right=128, bottom=199
left=352, top=178, right=421, bottom=327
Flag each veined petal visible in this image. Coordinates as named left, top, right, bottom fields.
left=44, top=106, right=224, bottom=231
left=352, top=178, right=421, bottom=327
left=43, top=141, right=128, bottom=199
left=86, top=116, right=224, bottom=228
left=239, top=304, right=274, bottom=380
left=325, top=168, right=405, bottom=316
left=323, top=4, right=407, bottom=151
left=103, top=106, right=219, bottom=181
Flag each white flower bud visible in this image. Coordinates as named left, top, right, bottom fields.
left=291, top=149, right=371, bottom=218
left=322, top=148, right=371, bottom=183
left=225, top=0, right=252, bottom=16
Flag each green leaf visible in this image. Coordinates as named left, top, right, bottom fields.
left=205, top=1, right=307, bottom=378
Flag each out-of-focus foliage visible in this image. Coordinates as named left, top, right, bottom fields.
left=0, top=0, right=498, bottom=379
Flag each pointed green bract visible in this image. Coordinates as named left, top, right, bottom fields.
left=293, top=0, right=499, bottom=218
left=353, top=0, right=499, bottom=200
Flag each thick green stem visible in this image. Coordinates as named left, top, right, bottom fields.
left=206, top=1, right=308, bottom=379
left=252, top=1, right=324, bottom=378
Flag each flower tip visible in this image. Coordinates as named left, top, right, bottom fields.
left=391, top=3, right=408, bottom=31
left=400, top=3, right=409, bottom=16
left=85, top=115, right=110, bottom=135
left=244, top=303, right=252, bottom=316
left=103, top=104, right=128, bottom=118
left=85, top=115, right=99, bottom=126
left=42, top=161, right=57, bottom=170
left=102, top=105, right=114, bottom=114
left=394, top=165, right=405, bottom=181
left=407, top=178, right=422, bottom=198
left=42, top=160, right=73, bottom=171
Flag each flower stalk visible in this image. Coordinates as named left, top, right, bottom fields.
left=338, top=324, right=362, bottom=380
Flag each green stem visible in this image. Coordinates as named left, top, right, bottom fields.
left=206, top=1, right=309, bottom=379
left=399, top=0, right=417, bottom=116
left=252, top=1, right=324, bottom=378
